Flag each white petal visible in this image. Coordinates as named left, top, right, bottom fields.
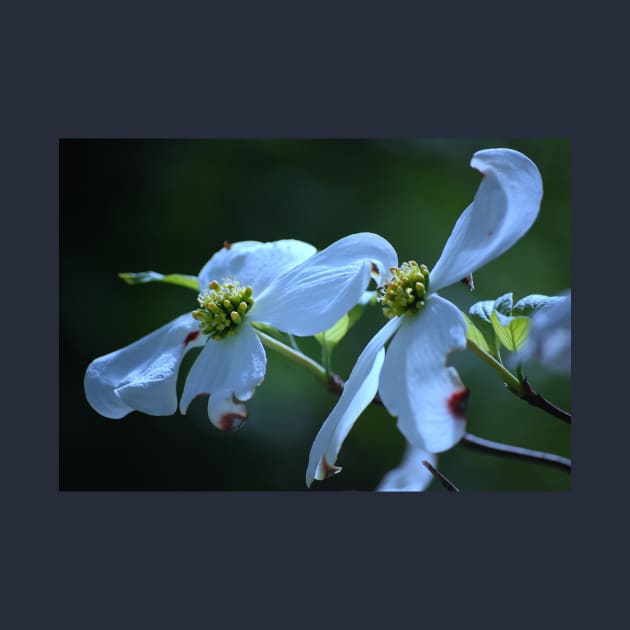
left=84, top=313, right=204, bottom=419
left=306, top=317, right=402, bottom=486
left=430, top=148, right=543, bottom=292
left=253, top=233, right=398, bottom=336
left=198, top=240, right=316, bottom=296
left=179, top=323, right=267, bottom=431
left=518, top=291, right=571, bottom=374
left=379, top=295, right=468, bottom=453
left=376, top=444, right=437, bottom=492
left=207, top=396, right=249, bottom=433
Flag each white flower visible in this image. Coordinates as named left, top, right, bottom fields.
left=85, top=235, right=397, bottom=431
left=376, top=444, right=436, bottom=492
left=518, top=291, right=571, bottom=374
left=307, top=148, right=544, bottom=486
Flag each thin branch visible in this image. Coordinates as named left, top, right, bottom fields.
left=466, top=338, right=571, bottom=424
left=461, top=433, right=571, bottom=473
left=510, top=377, right=571, bottom=424
left=257, top=329, right=571, bottom=475
left=422, top=460, right=460, bottom=492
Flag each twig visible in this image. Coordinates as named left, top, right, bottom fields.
left=422, top=460, right=460, bottom=492
left=461, top=433, right=571, bottom=472
left=328, top=374, right=570, bottom=474
left=509, top=378, right=571, bottom=424
left=466, top=338, right=571, bottom=424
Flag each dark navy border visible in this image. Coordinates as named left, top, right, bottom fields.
left=4, top=3, right=614, bottom=627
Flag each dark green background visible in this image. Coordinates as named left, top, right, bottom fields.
left=60, top=139, right=570, bottom=491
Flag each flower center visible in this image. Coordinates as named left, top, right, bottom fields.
left=192, top=280, right=254, bottom=339
left=379, top=261, right=430, bottom=319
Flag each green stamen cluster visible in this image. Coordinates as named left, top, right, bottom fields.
left=192, top=280, right=254, bottom=339
left=379, top=261, right=430, bottom=319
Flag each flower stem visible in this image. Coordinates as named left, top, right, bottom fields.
left=466, top=338, right=521, bottom=390
left=461, top=433, right=571, bottom=473
left=466, top=339, right=571, bottom=424
left=254, top=329, right=327, bottom=382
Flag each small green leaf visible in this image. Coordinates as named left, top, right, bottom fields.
left=493, top=292, right=513, bottom=317
left=118, top=271, right=199, bottom=291
left=512, top=294, right=565, bottom=317
left=463, top=313, right=491, bottom=354
left=315, top=314, right=350, bottom=349
left=468, top=300, right=500, bottom=358
left=469, top=300, right=495, bottom=324
left=491, top=311, right=531, bottom=352
left=315, top=290, right=375, bottom=354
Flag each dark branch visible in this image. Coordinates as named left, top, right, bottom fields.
left=325, top=374, right=571, bottom=474
left=462, top=433, right=571, bottom=473
left=510, top=377, right=571, bottom=424
left=422, top=460, right=460, bottom=492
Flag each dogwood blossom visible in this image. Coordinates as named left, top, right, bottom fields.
left=307, top=148, right=543, bottom=486
left=85, top=234, right=397, bottom=431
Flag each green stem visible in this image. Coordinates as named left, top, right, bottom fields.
left=254, top=329, right=327, bottom=382
left=466, top=338, right=521, bottom=390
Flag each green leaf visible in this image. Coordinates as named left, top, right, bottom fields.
left=463, top=313, right=491, bottom=354
left=493, top=292, right=513, bottom=316
left=315, top=290, right=375, bottom=354
left=468, top=300, right=501, bottom=358
left=469, top=300, right=494, bottom=325
left=118, top=271, right=199, bottom=291
left=512, top=294, right=565, bottom=317
left=315, top=314, right=350, bottom=349
left=491, top=311, right=531, bottom=352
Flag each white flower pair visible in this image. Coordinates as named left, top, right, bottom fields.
left=84, top=148, right=544, bottom=489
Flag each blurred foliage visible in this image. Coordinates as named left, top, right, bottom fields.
left=60, top=139, right=571, bottom=491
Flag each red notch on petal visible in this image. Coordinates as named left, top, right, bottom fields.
left=447, top=388, right=470, bottom=419
left=219, top=412, right=247, bottom=432
left=322, top=456, right=342, bottom=479
left=183, top=330, right=200, bottom=346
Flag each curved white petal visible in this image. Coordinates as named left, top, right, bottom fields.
left=253, top=233, right=398, bottom=336
left=379, top=295, right=468, bottom=453
left=179, top=323, right=267, bottom=431
left=84, top=313, right=204, bottom=419
left=430, top=148, right=543, bottom=292
left=518, top=291, right=571, bottom=374
left=306, top=317, right=402, bottom=486
left=198, top=239, right=316, bottom=296
left=376, top=444, right=436, bottom=492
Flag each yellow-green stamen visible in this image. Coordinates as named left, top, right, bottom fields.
left=379, top=261, right=430, bottom=318
left=192, top=280, right=254, bottom=339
